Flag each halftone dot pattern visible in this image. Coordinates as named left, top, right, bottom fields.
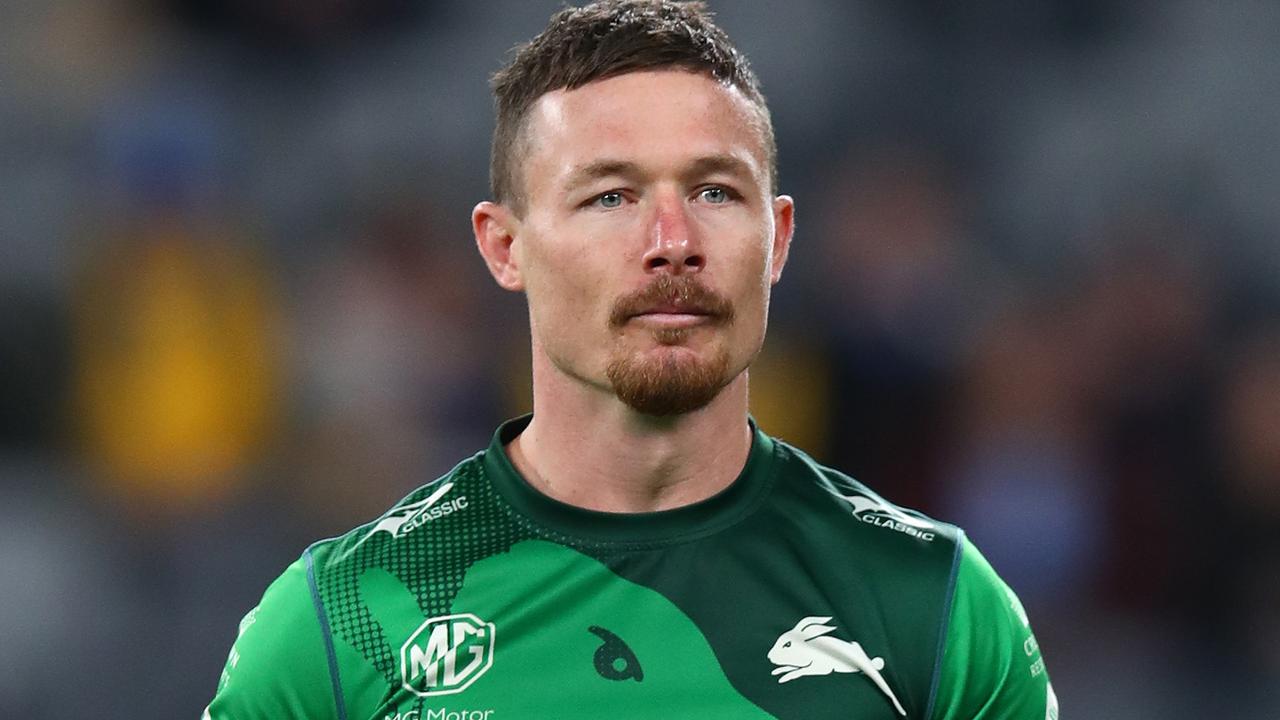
left=316, top=458, right=537, bottom=686
left=312, top=451, right=675, bottom=699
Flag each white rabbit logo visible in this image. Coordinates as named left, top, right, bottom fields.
left=768, top=616, right=906, bottom=717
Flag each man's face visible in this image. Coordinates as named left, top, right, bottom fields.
left=497, top=70, right=792, bottom=415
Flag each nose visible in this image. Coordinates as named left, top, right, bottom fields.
left=642, top=194, right=705, bottom=274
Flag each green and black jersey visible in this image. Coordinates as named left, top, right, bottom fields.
left=206, top=417, right=1057, bottom=719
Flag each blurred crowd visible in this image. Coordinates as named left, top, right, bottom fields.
left=1, top=1, right=1278, bottom=717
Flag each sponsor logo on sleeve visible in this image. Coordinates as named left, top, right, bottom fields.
left=213, top=605, right=262, bottom=698
left=1007, top=586, right=1048, bottom=679
left=768, top=616, right=907, bottom=717
left=835, top=491, right=936, bottom=542
left=400, top=613, right=496, bottom=697
left=237, top=606, right=259, bottom=636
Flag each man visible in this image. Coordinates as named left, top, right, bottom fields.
left=205, top=2, right=1057, bottom=718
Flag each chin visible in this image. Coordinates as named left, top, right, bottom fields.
left=650, top=326, right=694, bottom=347
left=605, top=344, right=734, bottom=417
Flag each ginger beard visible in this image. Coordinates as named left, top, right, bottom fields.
left=605, top=275, right=737, bottom=416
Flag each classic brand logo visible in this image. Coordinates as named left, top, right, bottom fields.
left=768, top=616, right=906, bottom=717
left=400, top=613, right=496, bottom=697
left=838, top=492, right=936, bottom=542
left=356, top=481, right=468, bottom=548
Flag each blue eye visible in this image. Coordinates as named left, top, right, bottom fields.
left=597, top=191, right=624, bottom=209
left=700, top=187, right=730, bottom=204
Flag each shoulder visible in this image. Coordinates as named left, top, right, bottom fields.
left=752, top=437, right=978, bottom=715
left=766, top=438, right=1058, bottom=719
left=203, top=554, right=338, bottom=719
left=760, top=436, right=966, bottom=630
left=765, top=442, right=1059, bottom=718
left=205, top=453, right=489, bottom=718
left=308, top=451, right=487, bottom=572
left=928, top=536, right=1058, bottom=720
left=766, top=436, right=962, bottom=550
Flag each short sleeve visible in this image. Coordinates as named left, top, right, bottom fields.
left=203, top=553, right=339, bottom=720
left=929, top=535, right=1059, bottom=720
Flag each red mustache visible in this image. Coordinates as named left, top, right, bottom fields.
left=609, top=275, right=735, bottom=328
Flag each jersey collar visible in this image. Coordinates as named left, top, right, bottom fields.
left=482, top=414, right=777, bottom=546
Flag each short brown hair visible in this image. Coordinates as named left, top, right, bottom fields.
left=488, top=0, right=775, bottom=214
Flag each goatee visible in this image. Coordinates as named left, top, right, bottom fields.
left=605, top=276, right=735, bottom=416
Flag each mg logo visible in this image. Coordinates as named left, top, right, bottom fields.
left=400, top=613, right=496, bottom=697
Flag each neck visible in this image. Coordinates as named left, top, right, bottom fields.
left=507, top=353, right=753, bottom=514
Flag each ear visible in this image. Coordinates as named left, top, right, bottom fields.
left=473, top=201, right=524, bottom=291
left=800, top=624, right=837, bottom=640
left=769, top=194, right=795, bottom=285
left=795, top=616, right=837, bottom=640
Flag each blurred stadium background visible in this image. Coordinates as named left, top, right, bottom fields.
left=2, top=0, right=1279, bottom=717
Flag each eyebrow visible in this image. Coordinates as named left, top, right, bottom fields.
left=682, top=154, right=754, bottom=182
left=561, top=154, right=757, bottom=193
left=561, top=160, right=645, bottom=196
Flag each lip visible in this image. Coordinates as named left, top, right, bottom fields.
left=637, top=302, right=708, bottom=314
left=630, top=311, right=713, bottom=328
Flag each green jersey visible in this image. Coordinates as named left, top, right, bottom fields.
left=205, top=417, right=1057, bottom=719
